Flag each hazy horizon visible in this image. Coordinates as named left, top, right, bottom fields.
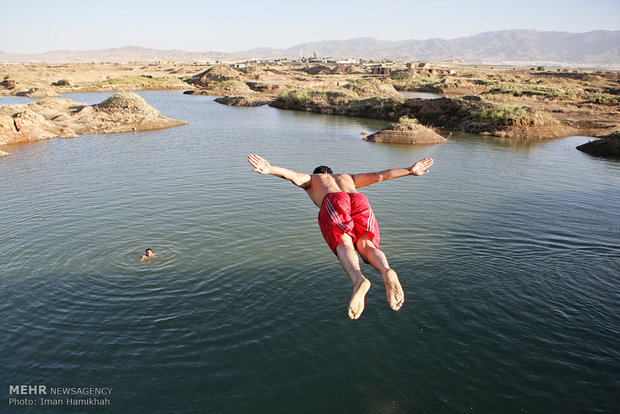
left=0, top=0, right=618, bottom=54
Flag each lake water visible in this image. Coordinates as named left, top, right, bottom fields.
left=1, top=91, right=618, bottom=413
left=400, top=91, right=442, bottom=99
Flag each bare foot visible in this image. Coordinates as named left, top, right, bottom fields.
left=348, top=277, right=371, bottom=319
left=383, top=269, right=404, bottom=311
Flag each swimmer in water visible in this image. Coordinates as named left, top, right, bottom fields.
left=248, top=153, right=434, bottom=319
left=140, top=248, right=156, bottom=261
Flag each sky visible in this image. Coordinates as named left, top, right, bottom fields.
left=1, top=0, right=619, bottom=54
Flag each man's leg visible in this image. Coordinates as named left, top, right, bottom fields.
left=356, top=234, right=405, bottom=311
left=335, top=233, right=371, bottom=320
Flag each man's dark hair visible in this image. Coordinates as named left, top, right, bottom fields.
left=313, top=165, right=333, bottom=174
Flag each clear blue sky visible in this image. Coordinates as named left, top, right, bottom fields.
left=1, top=0, right=618, bottom=53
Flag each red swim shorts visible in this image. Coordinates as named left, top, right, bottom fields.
left=318, top=192, right=380, bottom=254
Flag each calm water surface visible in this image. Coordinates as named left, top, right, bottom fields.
left=1, top=91, right=618, bottom=413
left=400, top=91, right=442, bottom=99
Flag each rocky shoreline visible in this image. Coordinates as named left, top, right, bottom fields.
left=576, top=134, right=620, bottom=157
left=1, top=61, right=618, bottom=156
left=268, top=94, right=579, bottom=139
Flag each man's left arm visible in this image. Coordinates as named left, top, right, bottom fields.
left=352, top=158, right=434, bottom=188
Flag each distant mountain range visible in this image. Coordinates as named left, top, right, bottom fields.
left=0, top=46, right=234, bottom=64
left=1, top=30, right=618, bottom=65
left=264, top=30, right=620, bottom=65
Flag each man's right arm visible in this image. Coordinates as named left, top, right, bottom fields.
left=248, top=154, right=311, bottom=189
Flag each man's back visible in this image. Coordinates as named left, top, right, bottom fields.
left=306, top=173, right=358, bottom=207
left=248, top=152, right=433, bottom=209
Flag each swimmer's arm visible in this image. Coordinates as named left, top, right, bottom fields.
left=352, top=158, right=434, bottom=188
left=248, top=154, right=311, bottom=189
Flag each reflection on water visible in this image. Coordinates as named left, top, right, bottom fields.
left=1, top=91, right=618, bottom=413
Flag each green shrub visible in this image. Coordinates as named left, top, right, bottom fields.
left=95, top=76, right=181, bottom=87
left=475, top=104, right=530, bottom=125
left=346, top=97, right=402, bottom=114
left=585, top=94, right=620, bottom=105
left=279, top=89, right=310, bottom=104
left=468, top=104, right=558, bottom=127
left=278, top=88, right=359, bottom=105
left=387, top=74, right=452, bottom=91
left=483, top=93, right=508, bottom=102
left=486, top=86, right=573, bottom=100
left=343, top=79, right=398, bottom=97
left=397, top=116, right=420, bottom=129
left=390, top=71, right=414, bottom=81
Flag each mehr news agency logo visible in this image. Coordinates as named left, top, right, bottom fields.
left=9, top=384, right=112, bottom=407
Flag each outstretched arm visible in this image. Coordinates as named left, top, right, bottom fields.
left=248, top=154, right=311, bottom=189
left=352, top=157, right=434, bottom=188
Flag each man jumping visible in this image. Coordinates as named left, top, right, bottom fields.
left=248, top=154, right=434, bottom=319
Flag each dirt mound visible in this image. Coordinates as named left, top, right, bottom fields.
left=333, top=65, right=359, bottom=74
left=96, top=92, right=159, bottom=116
left=187, top=65, right=242, bottom=86
left=240, top=66, right=284, bottom=81
left=299, top=65, right=334, bottom=75
left=0, top=93, right=185, bottom=147
left=366, top=128, right=446, bottom=144
left=366, top=117, right=447, bottom=144
left=16, top=87, right=60, bottom=98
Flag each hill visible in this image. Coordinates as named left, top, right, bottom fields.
left=245, top=30, right=620, bottom=65
left=0, top=46, right=234, bottom=63
left=1, top=30, right=618, bottom=65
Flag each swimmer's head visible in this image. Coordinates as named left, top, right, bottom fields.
left=145, top=248, right=153, bottom=257
left=313, top=166, right=333, bottom=174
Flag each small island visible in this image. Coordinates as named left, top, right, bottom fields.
left=0, top=92, right=187, bottom=148
left=365, top=116, right=447, bottom=144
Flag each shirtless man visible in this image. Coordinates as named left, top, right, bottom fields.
left=248, top=154, right=434, bottom=319
left=141, top=248, right=155, bottom=261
